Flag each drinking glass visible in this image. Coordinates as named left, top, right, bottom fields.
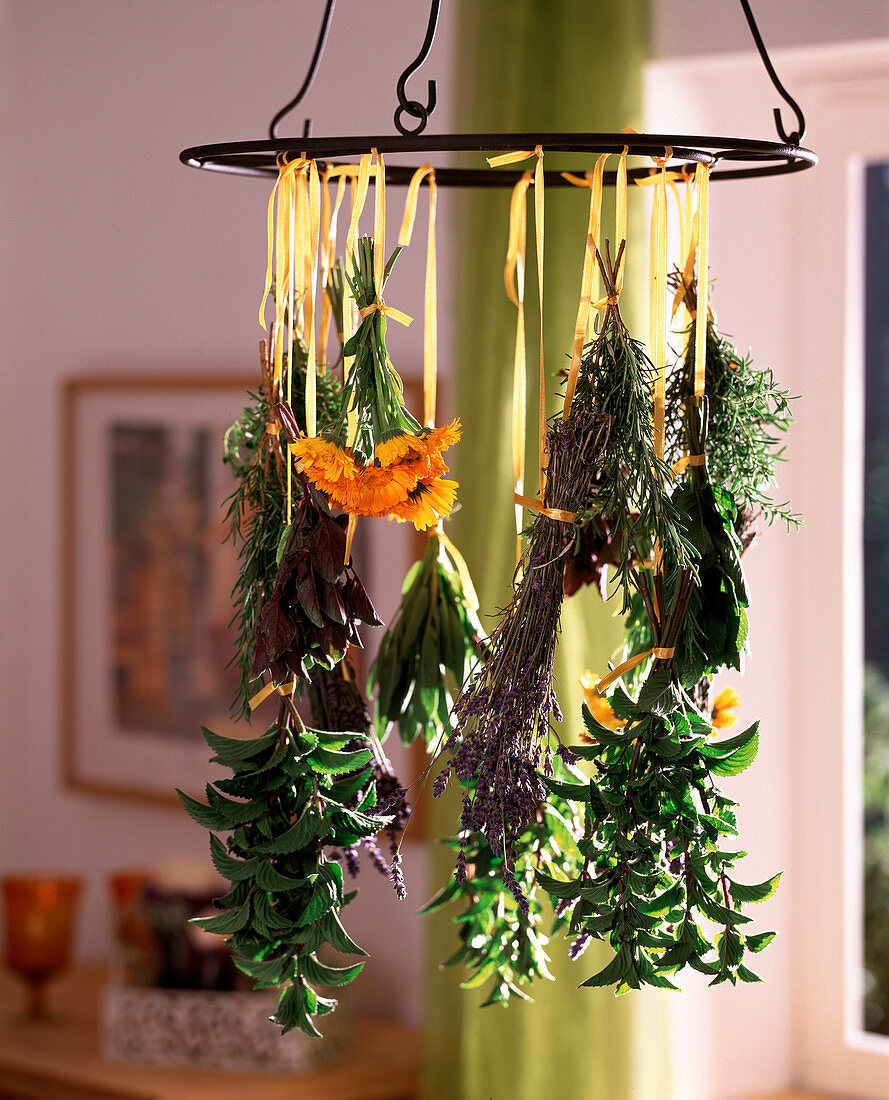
left=2, top=875, right=83, bottom=1020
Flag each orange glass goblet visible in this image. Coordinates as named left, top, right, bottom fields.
left=2, top=875, right=83, bottom=1020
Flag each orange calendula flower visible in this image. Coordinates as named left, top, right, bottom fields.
left=289, top=437, right=361, bottom=499
left=389, top=477, right=458, bottom=530
left=579, top=670, right=624, bottom=738
left=711, top=686, right=740, bottom=730
left=374, top=432, right=430, bottom=467
left=350, top=462, right=418, bottom=517
left=425, top=419, right=462, bottom=456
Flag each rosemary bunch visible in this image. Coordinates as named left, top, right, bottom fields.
left=571, top=247, right=693, bottom=616
left=369, top=534, right=486, bottom=748
left=178, top=715, right=391, bottom=1037
left=666, top=273, right=798, bottom=530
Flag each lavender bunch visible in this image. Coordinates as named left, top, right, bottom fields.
left=436, top=409, right=607, bottom=896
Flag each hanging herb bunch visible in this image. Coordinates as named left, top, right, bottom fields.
left=291, top=236, right=461, bottom=531
left=544, top=247, right=796, bottom=991
left=181, top=243, right=414, bottom=1035
left=434, top=246, right=687, bottom=907
left=369, top=532, right=487, bottom=749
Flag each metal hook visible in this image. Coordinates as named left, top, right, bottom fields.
left=738, top=0, right=806, bottom=145
left=394, top=0, right=441, bottom=136
left=268, top=0, right=337, bottom=140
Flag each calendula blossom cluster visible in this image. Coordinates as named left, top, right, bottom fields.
left=290, top=420, right=460, bottom=530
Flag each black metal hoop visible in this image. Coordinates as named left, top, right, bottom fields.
left=180, top=132, right=816, bottom=185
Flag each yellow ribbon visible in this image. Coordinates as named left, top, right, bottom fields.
left=504, top=171, right=533, bottom=555
left=672, top=453, right=706, bottom=476
left=513, top=493, right=575, bottom=525
left=596, top=646, right=676, bottom=694
left=397, top=164, right=439, bottom=428
left=343, top=155, right=373, bottom=450
left=305, top=160, right=321, bottom=441
left=494, top=147, right=547, bottom=522
left=693, top=163, right=711, bottom=398
left=435, top=529, right=479, bottom=611
left=649, top=150, right=671, bottom=461
left=614, top=147, right=628, bottom=294
left=248, top=678, right=299, bottom=711
left=318, top=169, right=349, bottom=371
left=357, top=300, right=414, bottom=326
left=561, top=155, right=609, bottom=419
left=345, top=512, right=358, bottom=569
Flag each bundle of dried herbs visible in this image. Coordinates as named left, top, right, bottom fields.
left=542, top=267, right=794, bottom=992
left=290, top=236, right=460, bottom=530
left=538, top=674, right=779, bottom=990
left=251, top=485, right=381, bottom=687
left=666, top=273, right=797, bottom=532
left=308, top=659, right=412, bottom=896
left=438, top=247, right=687, bottom=901
left=369, top=534, right=486, bottom=748
left=223, top=338, right=344, bottom=718
left=437, top=408, right=605, bottom=903
left=178, top=714, right=390, bottom=1037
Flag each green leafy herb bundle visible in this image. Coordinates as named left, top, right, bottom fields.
left=538, top=680, right=779, bottom=990
left=570, top=247, right=693, bottom=615
left=369, top=534, right=486, bottom=748
left=177, top=715, right=390, bottom=1037
left=542, top=263, right=795, bottom=993
left=423, top=772, right=580, bottom=1006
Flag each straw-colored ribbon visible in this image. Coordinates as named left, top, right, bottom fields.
left=561, top=154, right=609, bottom=418
left=693, top=163, right=710, bottom=398
left=343, top=154, right=373, bottom=451
left=504, top=170, right=533, bottom=554
left=649, top=150, right=671, bottom=460
left=513, top=493, right=575, bottom=525
left=492, top=147, right=547, bottom=531
left=597, top=646, right=676, bottom=695
left=249, top=678, right=299, bottom=711
left=398, top=164, right=438, bottom=427
left=672, top=453, right=706, bottom=476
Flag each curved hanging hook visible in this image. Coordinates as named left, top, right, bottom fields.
left=268, top=0, right=337, bottom=140
left=739, top=0, right=805, bottom=145
left=394, top=0, right=441, bottom=136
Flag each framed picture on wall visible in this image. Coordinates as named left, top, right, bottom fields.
left=61, top=375, right=255, bottom=806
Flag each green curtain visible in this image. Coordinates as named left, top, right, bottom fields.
left=423, top=3, right=674, bottom=1098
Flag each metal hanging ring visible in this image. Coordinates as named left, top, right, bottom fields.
left=394, top=0, right=441, bottom=137
left=394, top=95, right=433, bottom=137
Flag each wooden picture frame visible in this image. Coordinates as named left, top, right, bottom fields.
left=61, top=375, right=255, bottom=807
